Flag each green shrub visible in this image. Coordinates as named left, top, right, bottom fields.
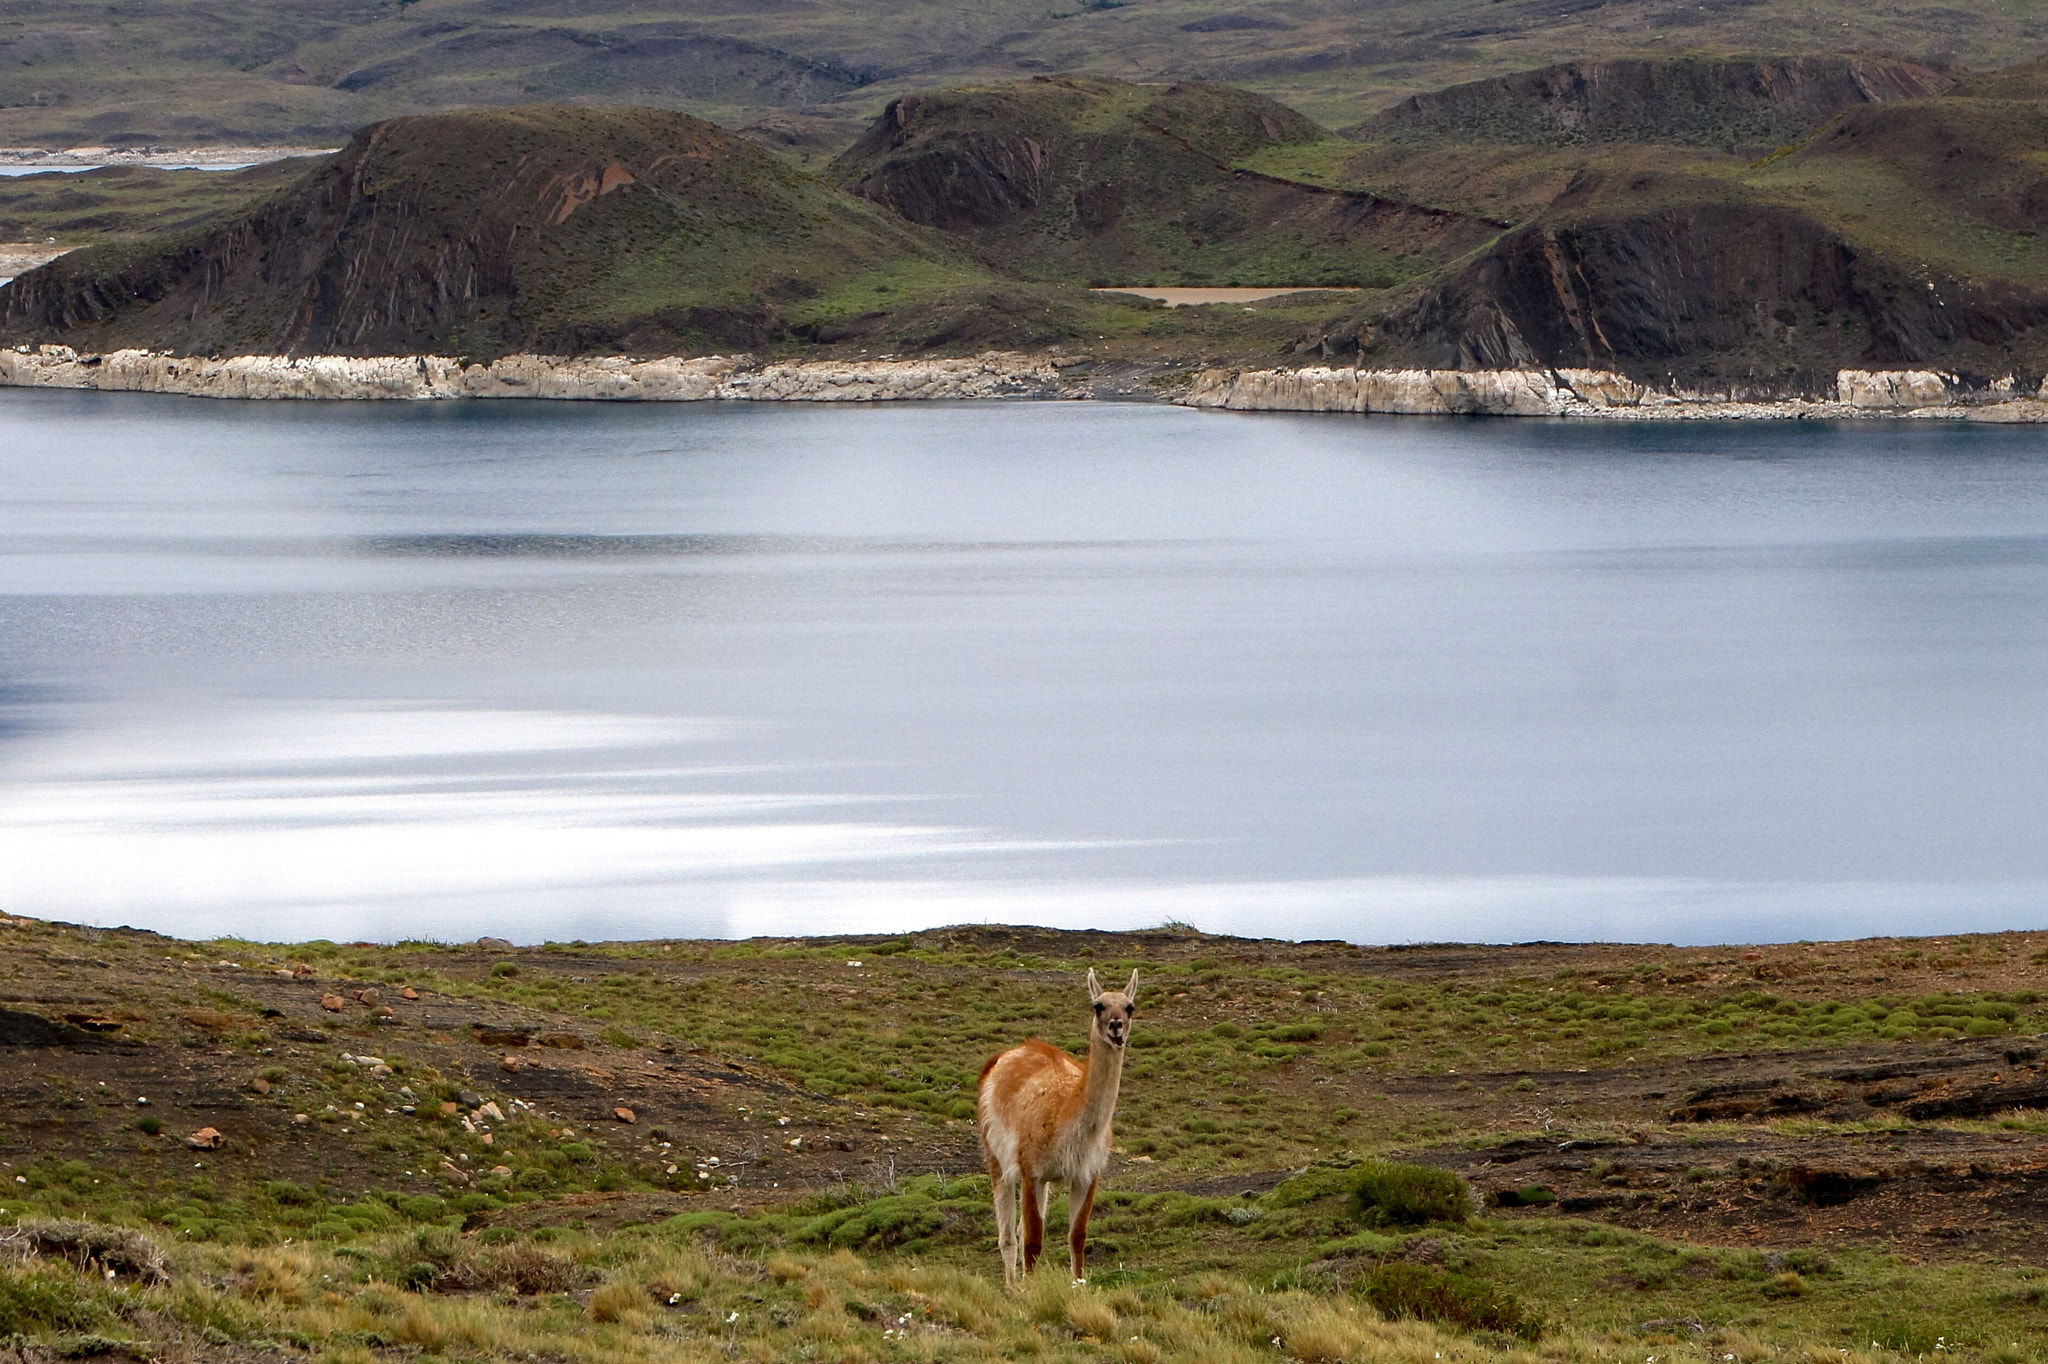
left=263, top=1180, right=319, bottom=1206
left=1349, top=1161, right=1470, bottom=1226
left=1490, top=1185, right=1555, bottom=1207
left=490, top=961, right=518, bottom=978
left=134, top=1117, right=162, bottom=1136
left=0, top=1269, right=108, bottom=1336
left=1360, top=1262, right=1539, bottom=1340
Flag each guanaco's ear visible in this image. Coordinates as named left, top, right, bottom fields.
left=1125, top=969, right=1139, bottom=1002
left=1086, top=968, right=1103, bottom=1001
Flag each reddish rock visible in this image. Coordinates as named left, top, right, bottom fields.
left=319, top=995, right=345, bottom=1012
left=614, top=1107, right=637, bottom=1124
left=184, top=1127, right=222, bottom=1150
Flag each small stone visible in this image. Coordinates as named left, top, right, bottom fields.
left=374, top=1006, right=395, bottom=1019
left=251, top=1077, right=271, bottom=1095
left=457, top=1090, right=482, bottom=1108
left=477, top=1101, right=505, bottom=1122
left=538, top=1033, right=585, bottom=1050
left=319, top=995, right=344, bottom=1012
left=614, top=1107, right=637, bottom=1124
left=440, top=1101, right=459, bottom=1115
left=291, top=963, right=314, bottom=978
left=184, top=1127, right=223, bottom=1150
left=292, top=1113, right=309, bottom=1124
left=369, top=1063, right=394, bottom=1077
left=501, top=1056, right=522, bottom=1073
left=478, top=1133, right=494, bottom=1145
left=354, top=987, right=380, bottom=1005
left=401, top=987, right=420, bottom=1001
left=490, top=1165, right=513, bottom=1177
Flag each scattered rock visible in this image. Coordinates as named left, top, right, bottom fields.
left=353, top=987, right=380, bottom=1005
left=251, top=1077, right=271, bottom=1095
left=1637, top=1318, right=1707, bottom=1336
left=490, top=1165, right=513, bottom=1177
left=440, top=1101, right=460, bottom=1115
left=476, top=937, right=514, bottom=950
left=401, top=987, right=420, bottom=1000
left=501, top=1055, right=523, bottom=1073
left=184, top=1127, right=223, bottom=1150
left=476, top=1027, right=531, bottom=1047
left=539, top=1033, right=585, bottom=1050
left=290, top=963, right=314, bottom=978
left=319, top=995, right=345, bottom=1012
left=478, top=1102, right=505, bottom=1122
left=614, top=1107, right=637, bottom=1124
left=62, top=1014, right=122, bottom=1033
left=457, top=1090, right=483, bottom=1108
left=292, top=1113, right=309, bottom=1124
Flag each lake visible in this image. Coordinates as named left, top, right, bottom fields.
left=3, top=389, right=2047, bottom=947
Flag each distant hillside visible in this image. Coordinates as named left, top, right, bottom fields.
left=829, top=76, right=1501, bottom=288
left=1351, top=56, right=1960, bottom=150
left=0, top=0, right=2040, bottom=148
left=1322, top=62, right=2048, bottom=392
left=0, top=106, right=992, bottom=359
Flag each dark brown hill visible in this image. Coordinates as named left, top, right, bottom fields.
left=0, top=106, right=985, bottom=359
left=1351, top=55, right=1960, bottom=151
left=829, top=75, right=1502, bottom=288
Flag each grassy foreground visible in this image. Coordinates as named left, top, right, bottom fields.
left=4, top=916, right=2048, bottom=1362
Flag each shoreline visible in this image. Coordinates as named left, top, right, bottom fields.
left=5, top=345, right=2048, bottom=418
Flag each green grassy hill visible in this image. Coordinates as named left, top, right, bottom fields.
left=0, top=105, right=1005, bottom=359
left=829, top=75, right=1502, bottom=289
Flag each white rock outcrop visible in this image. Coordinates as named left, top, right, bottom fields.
left=1180, top=365, right=2048, bottom=421
left=1836, top=370, right=1955, bottom=408
left=0, top=347, right=1057, bottom=403
left=1181, top=366, right=1573, bottom=416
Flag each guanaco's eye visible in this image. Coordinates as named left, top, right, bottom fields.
left=1093, top=1001, right=1104, bottom=1013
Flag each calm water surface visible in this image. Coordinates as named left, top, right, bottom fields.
left=4, top=390, right=2047, bottom=945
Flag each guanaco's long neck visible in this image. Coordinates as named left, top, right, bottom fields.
left=1077, top=1031, right=1127, bottom=1139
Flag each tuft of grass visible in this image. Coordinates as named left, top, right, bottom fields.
left=1349, top=1161, right=1471, bottom=1226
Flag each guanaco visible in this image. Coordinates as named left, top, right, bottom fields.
left=976, top=968, right=1136, bottom=1283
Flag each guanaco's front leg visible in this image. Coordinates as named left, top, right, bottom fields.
left=1069, top=1178, right=1099, bottom=1282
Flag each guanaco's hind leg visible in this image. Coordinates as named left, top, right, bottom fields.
left=1021, top=1170, right=1045, bottom=1274
left=990, top=1161, right=1020, bottom=1283
left=1068, top=1179, right=1099, bottom=1282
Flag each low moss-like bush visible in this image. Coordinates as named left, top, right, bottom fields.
left=0, top=1269, right=110, bottom=1336
left=1360, top=1261, right=1539, bottom=1340
left=1349, top=1161, right=1470, bottom=1226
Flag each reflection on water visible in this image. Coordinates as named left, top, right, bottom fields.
left=3, top=390, right=2048, bottom=945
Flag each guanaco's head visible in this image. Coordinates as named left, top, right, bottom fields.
left=1086, top=968, right=1139, bottom=1048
